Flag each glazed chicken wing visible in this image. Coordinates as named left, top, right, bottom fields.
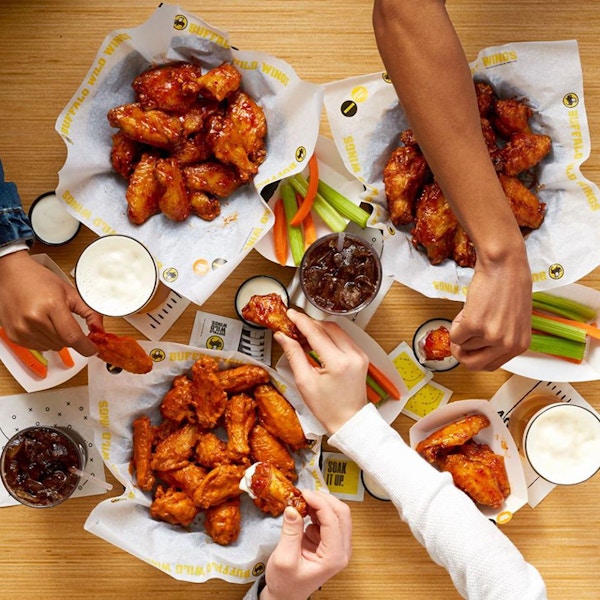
left=107, top=103, right=183, bottom=150
left=224, top=393, right=257, bottom=461
left=183, top=161, right=243, bottom=198
left=151, top=423, right=198, bottom=472
left=204, top=497, right=242, bottom=545
left=492, top=98, right=533, bottom=138
left=249, top=424, right=297, bottom=482
left=156, top=462, right=207, bottom=498
left=193, top=464, right=245, bottom=509
left=216, top=364, right=271, bottom=394
left=150, top=485, right=199, bottom=527
left=422, top=326, right=452, bottom=361
left=227, top=90, right=267, bottom=167
left=132, top=62, right=204, bottom=113
left=160, top=375, right=195, bottom=423
left=461, top=440, right=511, bottom=499
left=383, top=143, right=429, bottom=226
left=452, top=225, right=477, bottom=268
left=474, top=81, right=496, bottom=118
left=155, top=157, right=192, bottom=222
left=189, top=191, right=221, bottom=221
left=125, top=153, right=162, bottom=225
left=132, top=415, right=156, bottom=491
left=249, top=462, right=308, bottom=517
left=415, top=414, right=491, bottom=464
left=191, top=355, right=228, bottom=429
left=196, top=63, right=242, bottom=101
left=195, top=431, right=232, bottom=468
left=254, top=384, right=308, bottom=451
left=499, top=132, right=552, bottom=176
left=88, top=327, right=153, bottom=374
left=110, top=130, right=143, bottom=180
left=241, top=293, right=303, bottom=341
left=498, top=173, right=546, bottom=230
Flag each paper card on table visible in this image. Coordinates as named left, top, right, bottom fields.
left=490, top=375, right=598, bottom=508
left=402, top=380, right=452, bottom=421
left=189, top=310, right=244, bottom=352
left=238, top=324, right=273, bottom=366
left=321, top=452, right=364, bottom=501
left=125, top=290, right=190, bottom=341
left=0, top=386, right=108, bottom=507
left=388, top=341, right=433, bottom=394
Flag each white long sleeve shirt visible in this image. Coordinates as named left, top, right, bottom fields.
left=243, top=404, right=547, bottom=600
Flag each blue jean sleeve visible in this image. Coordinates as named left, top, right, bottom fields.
left=0, top=160, right=35, bottom=248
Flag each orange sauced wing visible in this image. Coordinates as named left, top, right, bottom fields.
left=132, top=415, right=156, bottom=491
left=224, top=393, right=257, bottom=461
left=150, top=423, right=198, bottom=472
left=249, top=424, right=297, bottom=482
left=204, top=497, right=242, bottom=546
left=191, top=355, right=228, bottom=429
left=250, top=462, right=308, bottom=517
left=215, top=364, right=271, bottom=394
left=422, top=326, right=452, bottom=361
left=241, top=293, right=303, bottom=341
left=150, top=485, right=199, bottom=527
left=88, top=328, right=153, bottom=374
left=160, top=375, right=195, bottom=423
left=192, top=464, right=245, bottom=509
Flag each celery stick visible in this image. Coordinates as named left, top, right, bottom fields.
left=532, top=292, right=597, bottom=322
left=531, top=314, right=587, bottom=343
left=27, top=348, right=48, bottom=367
left=529, top=333, right=586, bottom=361
left=281, top=183, right=305, bottom=266
left=289, top=175, right=346, bottom=233
left=317, top=179, right=370, bottom=229
left=366, top=374, right=389, bottom=401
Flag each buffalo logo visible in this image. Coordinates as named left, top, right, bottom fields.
left=548, top=263, right=564, bottom=280
left=252, top=562, right=265, bottom=577
left=150, top=348, right=166, bottom=362
left=206, top=336, right=224, bottom=350
left=295, top=146, right=307, bottom=162
left=562, top=93, right=579, bottom=109
left=382, top=72, right=392, bottom=84
left=162, top=267, right=178, bottom=282
left=173, top=15, right=188, bottom=30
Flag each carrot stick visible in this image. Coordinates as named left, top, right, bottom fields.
left=532, top=310, right=600, bottom=340
left=367, top=362, right=400, bottom=400
left=305, top=351, right=321, bottom=368
left=272, top=198, right=288, bottom=266
left=366, top=384, right=383, bottom=404
left=300, top=194, right=318, bottom=248
left=290, top=154, right=319, bottom=226
left=0, top=327, right=48, bottom=378
left=58, top=347, right=75, bottom=368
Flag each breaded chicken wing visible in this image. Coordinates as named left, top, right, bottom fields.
left=224, top=393, right=256, bottom=461
left=415, top=414, right=491, bottom=464
left=151, top=423, right=198, bottom=472
left=150, top=485, right=199, bottom=527
left=204, top=497, right=242, bottom=545
left=492, top=98, right=533, bottom=138
left=249, top=424, right=297, bottom=482
left=249, top=462, right=308, bottom=517
left=183, top=161, right=243, bottom=197
left=241, top=293, right=304, bottom=341
left=499, top=132, right=552, bottom=176
left=155, top=157, right=191, bottom=222
left=253, top=384, right=308, bottom=451
left=196, top=63, right=242, bottom=101
left=125, top=153, right=162, bottom=225
left=193, top=464, right=245, bottom=509
left=132, top=415, right=156, bottom=491
left=160, top=375, right=195, bottom=423
left=498, top=173, right=546, bottom=230
left=191, top=355, right=228, bottom=429
left=216, top=364, right=271, bottom=394
left=132, top=62, right=204, bottom=113
left=107, top=103, right=183, bottom=150
left=474, top=81, right=496, bottom=118
left=88, top=327, right=153, bottom=374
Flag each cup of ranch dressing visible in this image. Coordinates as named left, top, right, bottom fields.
left=509, top=394, right=600, bottom=485
left=28, top=192, right=81, bottom=246
left=75, top=234, right=161, bottom=317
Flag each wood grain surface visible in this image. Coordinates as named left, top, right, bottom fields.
left=0, top=2, right=598, bottom=599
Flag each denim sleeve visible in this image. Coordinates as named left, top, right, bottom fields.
left=0, top=160, right=35, bottom=248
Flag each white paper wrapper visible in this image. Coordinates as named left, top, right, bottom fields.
left=409, top=399, right=528, bottom=524
left=323, top=40, right=600, bottom=301
left=85, top=341, right=325, bottom=584
left=55, top=4, right=323, bottom=305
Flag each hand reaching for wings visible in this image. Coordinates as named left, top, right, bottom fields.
left=0, top=250, right=102, bottom=355
left=260, top=489, right=352, bottom=600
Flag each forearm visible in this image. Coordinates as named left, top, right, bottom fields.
left=330, top=405, right=547, bottom=600
left=372, top=0, right=525, bottom=264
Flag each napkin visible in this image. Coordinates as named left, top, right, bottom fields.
left=323, top=40, right=600, bottom=301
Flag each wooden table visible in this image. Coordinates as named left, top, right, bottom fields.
left=1, top=2, right=599, bottom=598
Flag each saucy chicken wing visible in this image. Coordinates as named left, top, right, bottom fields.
left=422, top=326, right=452, bottom=361
left=492, top=98, right=533, bottom=138
left=155, top=157, right=191, bottom=222
left=195, top=431, right=232, bottom=468
left=183, top=161, right=243, bottom=198
left=249, top=424, right=297, bottom=482
left=160, top=375, right=195, bottom=423
left=156, top=462, right=207, bottom=499
left=110, top=131, right=143, bottom=180
left=196, top=63, right=242, bottom=102
left=227, top=90, right=268, bottom=168
left=215, top=364, right=271, bottom=394
left=224, top=393, right=256, bottom=461
left=132, top=415, right=156, bottom=491
left=150, top=485, right=199, bottom=527
left=88, top=327, right=153, bottom=374
left=204, top=497, right=242, bottom=545
left=125, top=153, right=162, bottom=225
left=249, top=462, right=308, bottom=517
left=151, top=423, right=198, bottom=472
left=498, top=173, right=546, bottom=230
left=191, top=355, right=228, bottom=429
left=241, top=293, right=304, bottom=341
left=193, top=464, right=245, bottom=509
left=499, top=132, right=552, bottom=176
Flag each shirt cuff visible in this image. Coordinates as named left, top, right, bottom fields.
left=0, top=241, right=29, bottom=259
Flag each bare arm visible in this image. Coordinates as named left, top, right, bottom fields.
left=373, top=0, right=532, bottom=370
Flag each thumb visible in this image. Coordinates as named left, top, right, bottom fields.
left=274, top=507, right=304, bottom=559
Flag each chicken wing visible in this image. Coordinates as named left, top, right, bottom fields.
left=193, top=464, right=245, bottom=509
left=151, top=423, right=198, bottom=472
left=155, top=157, right=191, bottom=222
left=110, top=130, right=143, bottom=180
left=132, top=415, right=156, bottom=491
left=249, top=424, right=297, bottom=482
left=150, top=485, right=199, bottom=527
left=474, top=81, right=496, bottom=118
left=498, top=173, right=546, bottom=230
left=196, top=63, right=242, bottom=101
left=107, top=103, right=183, bottom=150
left=422, top=326, right=452, bottom=362
left=160, top=375, right=195, bottom=423
left=253, top=384, right=308, bottom=451
left=383, top=143, right=429, bottom=227
left=492, top=98, right=533, bottom=138
left=249, top=462, right=308, bottom=517
left=183, top=161, right=243, bottom=198
left=125, top=153, right=162, bottom=225
left=452, top=225, right=477, bottom=268
left=499, top=132, right=552, bottom=176
left=415, top=414, right=491, bottom=464
left=216, top=364, right=271, bottom=394
left=191, top=355, right=228, bottom=430
left=156, top=462, right=207, bottom=498
left=189, top=191, right=221, bottom=221
left=460, top=440, right=510, bottom=499
left=204, top=497, right=242, bottom=545
left=88, top=327, right=153, bottom=374
left=225, top=393, right=256, bottom=461
left=195, top=431, right=232, bottom=468
left=241, top=293, right=303, bottom=341
left=132, top=62, right=204, bottom=113
left=227, top=90, right=267, bottom=167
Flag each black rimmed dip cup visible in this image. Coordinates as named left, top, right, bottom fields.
left=28, top=191, right=81, bottom=246
left=1, top=426, right=88, bottom=508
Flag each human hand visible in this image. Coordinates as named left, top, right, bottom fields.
left=274, top=309, right=369, bottom=435
left=449, top=250, right=532, bottom=371
left=260, top=489, right=352, bottom=600
left=0, top=251, right=103, bottom=356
